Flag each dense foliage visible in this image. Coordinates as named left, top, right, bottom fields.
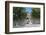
left=31, top=8, right=40, bottom=18
left=13, top=7, right=27, bottom=21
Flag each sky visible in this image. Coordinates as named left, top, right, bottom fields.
left=25, top=7, right=32, bottom=14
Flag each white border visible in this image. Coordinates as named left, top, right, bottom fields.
left=9, top=3, right=44, bottom=32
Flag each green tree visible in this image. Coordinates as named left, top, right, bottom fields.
left=13, top=7, right=27, bottom=21
left=31, top=8, right=40, bottom=18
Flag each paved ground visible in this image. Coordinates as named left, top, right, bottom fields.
left=13, top=19, right=40, bottom=28
left=13, top=24, right=40, bottom=28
